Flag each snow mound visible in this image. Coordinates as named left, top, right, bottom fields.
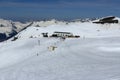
left=32, top=19, right=67, bottom=27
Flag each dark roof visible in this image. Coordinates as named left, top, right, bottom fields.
left=93, top=16, right=118, bottom=24
left=54, top=31, right=72, bottom=34
left=100, top=16, right=115, bottom=22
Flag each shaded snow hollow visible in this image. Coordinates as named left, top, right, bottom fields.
left=0, top=20, right=120, bottom=80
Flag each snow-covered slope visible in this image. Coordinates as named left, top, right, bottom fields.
left=0, top=19, right=32, bottom=42
left=1, top=37, right=120, bottom=80
left=1, top=17, right=120, bottom=80
left=16, top=21, right=120, bottom=40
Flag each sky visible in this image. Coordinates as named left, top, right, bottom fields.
left=0, top=0, right=120, bottom=21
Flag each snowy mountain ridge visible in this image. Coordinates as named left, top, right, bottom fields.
left=0, top=19, right=32, bottom=42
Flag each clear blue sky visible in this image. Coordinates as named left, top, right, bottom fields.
left=0, top=0, right=120, bottom=21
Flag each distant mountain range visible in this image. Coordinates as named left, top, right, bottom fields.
left=0, top=19, right=32, bottom=42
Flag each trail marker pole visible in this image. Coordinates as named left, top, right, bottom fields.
left=38, top=40, right=40, bottom=46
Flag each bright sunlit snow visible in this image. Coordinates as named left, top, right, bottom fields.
left=0, top=18, right=120, bottom=80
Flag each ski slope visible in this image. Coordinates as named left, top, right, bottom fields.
left=0, top=20, right=120, bottom=80
left=16, top=22, right=120, bottom=39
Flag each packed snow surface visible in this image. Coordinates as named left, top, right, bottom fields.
left=0, top=20, right=120, bottom=80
